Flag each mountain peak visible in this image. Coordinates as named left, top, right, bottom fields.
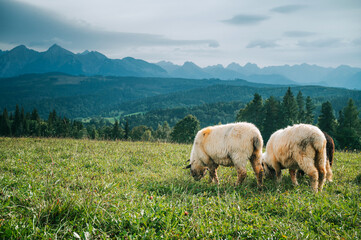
left=46, top=44, right=73, bottom=55
left=80, top=50, right=90, bottom=55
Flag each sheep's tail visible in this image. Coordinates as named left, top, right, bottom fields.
left=313, top=137, right=327, bottom=169
left=252, top=135, right=263, bottom=159
left=324, top=133, right=335, bottom=167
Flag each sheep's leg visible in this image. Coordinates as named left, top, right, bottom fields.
left=325, top=160, right=333, bottom=182
left=250, top=154, right=264, bottom=187
left=304, top=166, right=319, bottom=193
left=232, top=154, right=248, bottom=186
left=208, top=167, right=219, bottom=184
left=289, top=169, right=298, bottom=186
left=316, top=165, right=327, bottom=192
left=236, top=168, right=247, bottom=186
left=274, top=162, right=282, bottom=183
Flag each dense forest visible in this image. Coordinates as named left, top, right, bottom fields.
left=1, top=73, right=361, bottom=119
left=1, top=88, right=360, bottom=150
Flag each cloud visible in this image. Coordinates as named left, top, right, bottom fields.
left=271, top=5, right=307, bottom=14
left=222, top=14, right=269, bottom=25
left=352, top=38, right=361, bottom=46
left=0, top=0, right=218, bottom=50
left=297, top=38, right=343, bottom=48
left=246, top=40, right=279, bottom=48
left=284, top=31, right=316, bottom=38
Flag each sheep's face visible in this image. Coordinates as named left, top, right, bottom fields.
left=262, top=153, right=276, bottom=178
left=184, top=161, right=207, bottom=181
left=262, top=162, right=276, bottom=178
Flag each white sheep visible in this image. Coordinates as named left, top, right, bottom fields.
left=262, top=124, right=327, bottom=192
left=185, top=122, right=264, bottom=187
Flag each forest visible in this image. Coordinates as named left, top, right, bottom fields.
left=1, top=88, right=360, bottom=150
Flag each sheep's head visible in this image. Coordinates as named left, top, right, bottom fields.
left=261, top=153, right=276, bottom=179
left=185, top=160, right=207, bottom=181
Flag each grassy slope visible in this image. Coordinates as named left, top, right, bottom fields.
left=0, top=138, right=360, bottom=239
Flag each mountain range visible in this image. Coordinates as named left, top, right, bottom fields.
left=0, top=44, right=360, bottom=89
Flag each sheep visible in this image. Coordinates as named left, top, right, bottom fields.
left=297, top=131, right=334, bottom=182
left=184, top=122, right=264, bottom=187
left=262, top=124, right=327, bottom=192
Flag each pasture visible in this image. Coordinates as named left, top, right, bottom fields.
left=0, top=138, right=360, bottom=239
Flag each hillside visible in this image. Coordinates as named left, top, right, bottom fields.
left=1, top=73, right=360, bottom=120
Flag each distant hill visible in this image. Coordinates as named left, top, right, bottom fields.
left=1, top=73, right=359, bottom=119
left=1, top=44, right=360, bottom=88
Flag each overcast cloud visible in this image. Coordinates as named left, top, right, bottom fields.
left=0, top=0, right=360, bottom=67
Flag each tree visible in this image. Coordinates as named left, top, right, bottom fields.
left=281, top=87, right=298, bottom=126
left=336, top=99, right=361, bottom=150
left=296, top=91, right=305, bottom=123
left=263, top=96, right=282, bottom=143
left=236, top=93, right=264, bottom=131
left=154, top=121, right=171, bottom=141
left=318, top=101, right=336, bottom=136
left=112, top=120, right=124, bottom=140
left=171, top=115, right=200, bottom=143
left=0, top=108, right=11, bottom=136
left=305, top=96, right=315, bottom=124
left=124, top=118, right=130, bottom=140
left=12, top=105, right=22, bottom=137
left=130, top=125, right=152, bottom=141
left=31, top=108, right=40, bottom=122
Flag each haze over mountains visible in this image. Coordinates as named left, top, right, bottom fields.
left=0, top=44, right=360, bottom=89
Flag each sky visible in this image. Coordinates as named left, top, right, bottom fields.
left=1, top=0, right=361, bottom=68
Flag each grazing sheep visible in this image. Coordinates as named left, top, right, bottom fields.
left=185, top=122, right=264, bottom=187
left=297, top=131, right=334, bottom=181
left=262, top=124, right=327, bottom=192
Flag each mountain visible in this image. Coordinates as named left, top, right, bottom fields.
left=1, top=44, right=360, bottom=89
left=0, top=44, right=168, bottom=78
left=168, top=61, right=212, bottom=79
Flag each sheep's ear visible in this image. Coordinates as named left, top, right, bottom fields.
left=184, top=164, right=191, bottom=169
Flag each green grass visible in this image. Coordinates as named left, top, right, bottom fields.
left=0, top=138, right=360, bottom=239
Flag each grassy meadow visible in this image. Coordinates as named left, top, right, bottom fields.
left=0, top=137, right=360, bottom=239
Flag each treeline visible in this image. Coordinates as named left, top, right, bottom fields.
left=1, top=87, right=360, bottom=149
left=236, top=87, right=361, bottom=150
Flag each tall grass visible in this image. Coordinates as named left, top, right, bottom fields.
left=0, top=137, right=360, bottom=239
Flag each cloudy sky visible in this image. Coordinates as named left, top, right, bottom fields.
left=1, top=0, right=361, bottom=67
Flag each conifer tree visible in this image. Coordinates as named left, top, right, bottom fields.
left=296, top=91, right=305, bottom=123
left=281, top=87, right=298, bottom=126
left=124, top=118, right=130, bottom=140
left=12, top=105, right=21, bottom=137
left=305, top=96, right=315, bottom=124
left=1, top=108, right=11, bottom=136
left=236, top=93, right=264, bottom=131
left=318, top=101, right=336, bottom=136
left=263, top=96, right=281, bottom=143
left=336, top=99, right=361, bottom=150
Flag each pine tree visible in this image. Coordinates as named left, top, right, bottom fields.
left=296, top=91, right=305, bottom=123
left=31, top=108, right=40, bottom=122
left=1, top=108, right=11, bottom=136
left=236, top=93, right=264, bottom=131
left=112, top=120, right=124, bottom=140
left=124, top=118, right=130, bottom=140
left=336, top=99, right=361, bottom=150
left=12, top=105, right=21, bottom=137
left=305, top=96, right=315, bottom=124
left=281, top=87, right=298, bottom=126
left=171, top=115, right=200, bottom=143
left=263, top=96, right=282, bottom=143
left=318, top=101, right=336, bottom=136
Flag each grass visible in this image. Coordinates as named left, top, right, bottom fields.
left=0, top=137, right=360, bottom=239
